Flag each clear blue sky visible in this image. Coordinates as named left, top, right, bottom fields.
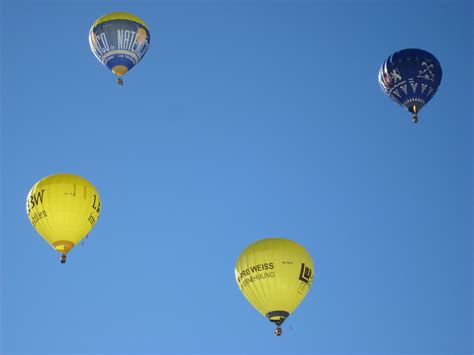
left=1, top=0, right=472, bottom=354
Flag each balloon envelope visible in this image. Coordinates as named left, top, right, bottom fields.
left=378, top=48, right=442, bottom=120
left=89, top=12, right=150, bottom=78
left=235, top=238, right=314, bottom=327
left=26, top=173, right=101, bottom=256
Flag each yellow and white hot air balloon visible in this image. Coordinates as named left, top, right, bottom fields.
left=26, top=174, right=101, bottom=263
left=235, top=238, right=314, bottom=336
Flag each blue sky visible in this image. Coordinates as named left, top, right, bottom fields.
left=1, top=0, right=472, bottom=354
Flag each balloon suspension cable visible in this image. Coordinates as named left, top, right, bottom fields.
left=412, top=105, right=418, bottom=124
left=274, top=326, right=283, bottom=336
left=59, top=254, right=67, bottom=264
left=118, top=77, right=124, bottom=86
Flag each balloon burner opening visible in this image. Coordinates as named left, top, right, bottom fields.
left=112, top=65, right=128, bottom=76
left=411, top=105, right=418, bottom=124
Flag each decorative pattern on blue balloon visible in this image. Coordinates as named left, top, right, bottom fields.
left=378, top=48, right=442, bottom=123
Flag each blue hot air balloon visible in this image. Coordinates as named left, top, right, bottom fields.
left=89, top=12, right=151, bottom=86
left=378, top=48, right=442, bottom=123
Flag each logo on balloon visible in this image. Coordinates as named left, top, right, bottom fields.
left=27, top=189, right=45, bottom=215
left=299, top=263, right=312, bottom=284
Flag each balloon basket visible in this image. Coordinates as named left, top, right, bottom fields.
left=274, top=327, right=282, bottom=336
left=59, top=254, right=67, bottom=264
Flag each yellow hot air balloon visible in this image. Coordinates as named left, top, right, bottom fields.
left=26, top=173, right=101, bottom=263
left=235, top=238, right=314, bottom=336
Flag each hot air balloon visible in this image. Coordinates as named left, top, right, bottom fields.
left=378, top=48, right=442, bottom=123
left=26, top=174, right=101, bottom=263
left=235, top=238, right=314, bottom=336
left=89, top=12, right=151, bottom=86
